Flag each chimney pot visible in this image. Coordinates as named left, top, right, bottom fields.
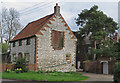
left=54, top=3, right=60, bottom=16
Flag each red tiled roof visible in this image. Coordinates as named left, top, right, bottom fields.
left=10, top=13, right=77, bottom=42
left=10, top=13, right=54, bottom=42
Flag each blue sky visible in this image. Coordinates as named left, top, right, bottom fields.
left=2, top=0, right=119, bottom=31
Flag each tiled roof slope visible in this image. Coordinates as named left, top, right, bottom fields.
left=10, top=13, right=77, bottom=42
left=10, top=14, right=54, bottom=42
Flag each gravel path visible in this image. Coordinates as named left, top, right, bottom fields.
left=79, top=72, right=113, bottom=81
left=1, top=78, right=15, bottom=81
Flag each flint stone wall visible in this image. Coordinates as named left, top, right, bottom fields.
left=36, top=16, right=76, bottom=72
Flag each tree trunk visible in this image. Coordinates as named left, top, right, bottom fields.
left=94, top=40, right=96, bottom=60
left=0, top=28, right=3, bottom=44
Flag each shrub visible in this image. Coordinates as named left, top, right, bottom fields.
left=15, top=68, right=23, bottom=73
left=37, top=70, right=44, bottom=74
left=14, top=58, right=29, bottom=73
left=72, top=64, right=74, bottom=66
left=4, top=69, right=15, bottom=73
left=83, top=60, right=90, bottom=63
left=114, top=62, right=120, bottom=83
left=4, top=69, right=11, bottom=73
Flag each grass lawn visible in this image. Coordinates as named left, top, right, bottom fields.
left=2, top=71, right=88, bottom=81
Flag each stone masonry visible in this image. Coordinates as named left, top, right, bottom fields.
left=10, top=4, right=77, bottom=72
left=36, top=15, right=77, bottom=72
left=10, top=37, right=35, bottom=64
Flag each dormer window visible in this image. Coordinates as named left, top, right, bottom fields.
left=26, top=38, right=30, bottom=45
left=19, top=40, right=22, bottom=46
left=13, top=42, right=15, bottom=47
left=51, top=30, right=64, bottom=50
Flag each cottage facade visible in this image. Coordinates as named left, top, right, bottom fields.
left=10, top=4, right=77, bottom=72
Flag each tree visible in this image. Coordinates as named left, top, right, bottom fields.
left=2, top=8, right=21, bottom=45
left=0, top=22, right=2, bottom=44
left=0, top=43, right=9, bottom=53
left=110, top=42, right=120, bottom=60
left=76, top=5, right=118, bottom=60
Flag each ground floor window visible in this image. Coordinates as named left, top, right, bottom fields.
left=24, top=53, right=30, bottom=62
left=13, top=54, right=16, bottom=62
left=66, top=54, right=71, bottom=62
left=18, top=53, right=22, bottom=59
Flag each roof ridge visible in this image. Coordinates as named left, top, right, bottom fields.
left=30, top=13, right=54, bottom=24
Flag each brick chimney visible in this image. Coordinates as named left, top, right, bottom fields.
left=54, top=3, right=60, bottom=16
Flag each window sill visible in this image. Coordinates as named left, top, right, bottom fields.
left=26, top=44, right=30, bottom=45
left=53, top=47, right=63, bottom=50
left=66, top=61, right=71, bottom=64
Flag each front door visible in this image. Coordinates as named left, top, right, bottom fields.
left=77, top=61, right=80, bottom=69
left=103, top=62, right=108, bottom=74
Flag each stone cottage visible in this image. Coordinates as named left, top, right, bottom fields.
left=10, top=3, right=77, bottom=72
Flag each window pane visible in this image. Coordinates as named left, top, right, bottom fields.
left=19, top=40, right=22, bottom=46
left=18, top=53, right=22, bottom=58
left=24, top=53, right=29, bottom=62
left=13, top=54, right=16, bottom=61
left=66, top=55, right=71, bottom=62
left=26, top=38, right=30, bottom=45
left=13, top=42, right=15, bottom=47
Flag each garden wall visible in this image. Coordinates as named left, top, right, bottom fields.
left=1, top=64, right=36, bottom=72
left=83, top=61, right=97, bottom=73
left=83, top=60, right=119, bottom=74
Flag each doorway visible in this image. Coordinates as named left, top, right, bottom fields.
left=102, top=62, right=108, bottom=74
left=77, top=61, right=80, bottom=69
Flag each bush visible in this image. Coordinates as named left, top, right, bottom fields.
left=15, top=68, right=23, bottom=73
left=83, top=60, right=90, bottom=63
left=4, top=69, right=15, bottom=73
left=37, top=70, right=44, bottom=74
left=4, top=69, right=11, bottom=73
left=114, top=62, right=120, bottom=83
left=14, top=58, right=29, bottom=73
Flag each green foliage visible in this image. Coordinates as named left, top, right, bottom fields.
left=72, top=64, right=74, bottom=66
left=1, top=43, right=9, bottom=53
left=37, top=70, right=44, bottom=73
left=15, top=68, right=23, bottom=73
left=109, top=42, right=120, bottom=60
left=114, top=62, right=120, bottom=83
left=14, top=58, right=29, bottom=72
left=4, top=69, right=11, bottom=73
left=76, top=5, right=118, bottom=60
left=76, top=5, right=118, bottom=36
left=88, top=41, right=120, bottom=59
